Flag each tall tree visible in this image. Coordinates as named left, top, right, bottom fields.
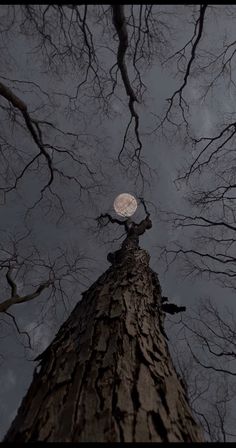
left=156, top=4, right=236, bottom=292
left=4, top=212, right=203, bottom=442
left=167, top=298, right=236, bottom=442
left=1, top=3, right=236, bottom=441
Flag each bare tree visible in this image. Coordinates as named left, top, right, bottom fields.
left=0, top=4, right=177, bottom=362
left=0, top=5, right=177, bottom=196
left=4, top=212, right=203, bottom=442
left=154, top=5, right=236, bottom=294
left=166, top=298, right=236, bottom=442
left=1, top=3, right=236, bottom=442
left=0, top=229, right=91, bottom=354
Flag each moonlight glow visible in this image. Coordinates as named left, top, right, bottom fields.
left=113, top=193, right=137, bottom=217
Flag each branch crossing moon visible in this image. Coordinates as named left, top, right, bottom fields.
left=113, top=193, right=137, bottom=217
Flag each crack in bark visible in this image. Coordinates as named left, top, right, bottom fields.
left=158, top=384, right=170, bottom=417
left=72, top=337, right=96, bottom=439
left=150, top=411, right=169, bottom=442
left=111, top=373, right=124, bottom=442
left=131, top=341, right=141, bottom=441
left=94, top=366, right=110, bottom=412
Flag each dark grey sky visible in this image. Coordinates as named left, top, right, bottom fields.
left=0, top=5, right=236, bottom=441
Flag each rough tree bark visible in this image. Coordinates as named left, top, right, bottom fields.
left=4, top=214, right=203, bottom=442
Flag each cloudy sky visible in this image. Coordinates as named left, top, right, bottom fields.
left=0, top=5, right=236, bottom=440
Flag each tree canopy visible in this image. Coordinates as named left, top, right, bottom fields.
left=1, top=4, right=236, bottom=441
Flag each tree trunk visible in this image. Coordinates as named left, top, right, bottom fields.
left=4, top=247, right=203, bottom=442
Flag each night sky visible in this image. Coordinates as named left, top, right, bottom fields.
left=0, top=5, right=236, bottom=441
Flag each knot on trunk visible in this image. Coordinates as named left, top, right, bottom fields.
left=107, top=247, right=150, bottom=268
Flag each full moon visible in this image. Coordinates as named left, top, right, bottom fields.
left=113, top=193, right=137, bottom=217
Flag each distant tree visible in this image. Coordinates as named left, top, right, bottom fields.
left=155, top=4, right=236, bottom=292
left=0, top=231, right=87, bottom=314
left=166, top=298, right=236, bottom=442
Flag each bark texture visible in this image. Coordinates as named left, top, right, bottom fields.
left=4, top=240, right=203, bottom=442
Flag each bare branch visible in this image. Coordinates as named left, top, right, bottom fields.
left=0, top=279, right=52, bottom=313
left=112, top=5, right=142, bottom=162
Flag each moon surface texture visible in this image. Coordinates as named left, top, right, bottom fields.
left=113, top=193, right=137, bottom=217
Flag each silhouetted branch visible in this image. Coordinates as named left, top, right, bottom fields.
left=157, top=4, right=208, bottom=130
left=112, top=5, right=142, bottom=162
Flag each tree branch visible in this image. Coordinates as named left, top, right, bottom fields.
left=112, top=5, right=142, bottom=161
left=0, top=81, right=54, bottom=194
left=0, top=280, right=52, bottom=313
